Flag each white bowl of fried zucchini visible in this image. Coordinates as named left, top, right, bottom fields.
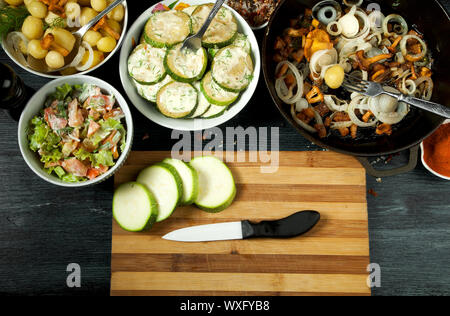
left=119, top=0, right=260, bottom=131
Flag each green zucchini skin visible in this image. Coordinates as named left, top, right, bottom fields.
left=156, top=81, right=199, bottom=119
left=164, top=44, right=208, bottom=83
left=144, top=11, right=192, bottom=48
left=163, top=158, right=199, bottom=205
left=155, top=162, right=184, bottom=206
left=113, top=182, right=159, bottom=232
left=200, top=72, right=239, bottom=106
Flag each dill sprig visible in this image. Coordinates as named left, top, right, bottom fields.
left=43, top=17, right=66, bottom=31
left=0, top=5, right=30, bottom=42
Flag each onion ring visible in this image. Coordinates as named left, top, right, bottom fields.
left=75, top=41, right=94, bottom=71
left=383, top=14, right=408, bottom=37
left=290, top=104, right=319, bottom=133
left=400, top=35, right=427, bottom=62
left=275, top=61, right=304, bottom=104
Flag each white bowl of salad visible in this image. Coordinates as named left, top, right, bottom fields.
left=18, top=75, right=133, bottom=187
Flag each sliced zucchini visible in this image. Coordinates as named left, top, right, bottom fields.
left=164, top=43, right=208, bottom=83
left=113, top=182, right=158, bottom=232
left=137, top=163, right=183, bottom=222
left=191, top=4, right=238, bottom=48
left=233, top=33, right=251, bottom=54
left=128, top=44, right=166, bottom=85
left=201, top=104, right=228, bottom=119
left=182, top=5, right=197, bottom=16
left=208, top=47, right=219, bottom=60
left=163, top=158, right=199, bottom=205
left=190, top=81, right=211, bottom=118
left=144, top=10, right=192, bottom=48
left=156, top=81, right=198, bottom=118
left=211, top=46, right=254, bottom=93
left=134, top=75, right=173, bottom=103
left=190, top=156, right=236, bottom=213
left=200, top=71, right=239, bottom=106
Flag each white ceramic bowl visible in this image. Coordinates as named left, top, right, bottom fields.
left=119, top=0, right=261, bottom=131
left=2, top=1, right=128, bottom=79
left=18, top=75, right=134, bottom=187
left=420, top=121, right=450, bottom=181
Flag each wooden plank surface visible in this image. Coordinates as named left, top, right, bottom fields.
left=111, top=151, right=371, bottom=296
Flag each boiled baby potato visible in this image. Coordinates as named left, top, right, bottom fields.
left=5, top=0, right=24, bottom=5
left=91, top=0, right=107, bottom=12
left=83, top=30, right=103, bottom=47
left=22, top=16, right=44, bottom=40
left=107, top=3, right=125, bottom=22
left=80, top=7, right=98, bottom=26
left=97, top=36, right=116, bottom=53
left=28, top=39, right=48, bottom=59
left=45, top=28, right=76, bottom=52
left=46, top=50, right=65, bottom=69
left=27, top=1, right=47, bottom=19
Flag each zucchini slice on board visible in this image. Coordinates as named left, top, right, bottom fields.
left=134, top=75, right=173, bottom=103
left=164, top=43, right=208, bottom=83
left=190, top=82, right=211, bottom=118
left=163, top=158, right=199, bottom=205
left=137, top=163, right=183, bottom=222
left=190, top=156, right=236, bottom=213
left=113, top=182, right=158, bottom=232
left=191, top=4, right=238, bottom=48
left=144, top=10, right=192, bottom=48
left=211, top=46, right=254, bottom=93
left=156, top=81, right=198, bottom=118
left=201, top=104, right=228, bottom=119
left=200, top=71, right=239, bottom=106
left=128, top=44, right=166, bottom=85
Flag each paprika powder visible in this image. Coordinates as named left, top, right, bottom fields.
left=422, top=123, right=450, bottom=178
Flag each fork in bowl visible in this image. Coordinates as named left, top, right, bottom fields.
left=342, top=74, right=450, bottom=119
left=181, top=0, right=226, bottom=52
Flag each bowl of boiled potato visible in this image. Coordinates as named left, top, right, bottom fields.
left=1, top=0, right=127, bottom=78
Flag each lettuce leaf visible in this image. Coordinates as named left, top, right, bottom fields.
left=93, top=149, right=115, bottom=167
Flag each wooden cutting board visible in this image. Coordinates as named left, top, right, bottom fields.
left=111, top=151, right=371, bottom=296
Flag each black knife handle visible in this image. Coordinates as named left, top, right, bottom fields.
left=241, top=211, right=320, bottom=239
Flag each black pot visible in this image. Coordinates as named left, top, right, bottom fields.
left=262, top=0, right=449, bottom=176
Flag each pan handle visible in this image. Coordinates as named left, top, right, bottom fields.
left=356, top=145, right=420, bottom=178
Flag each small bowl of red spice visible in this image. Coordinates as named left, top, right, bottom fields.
left=421, top=121, right=450, bottom=180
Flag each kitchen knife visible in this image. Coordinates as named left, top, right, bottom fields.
left=162, top=211, right=320, bottom=242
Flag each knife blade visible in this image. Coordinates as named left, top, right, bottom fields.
left=162, top=210, right=320, bottom=242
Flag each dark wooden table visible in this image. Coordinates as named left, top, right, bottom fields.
left=1, top=1, right=450, bottom=296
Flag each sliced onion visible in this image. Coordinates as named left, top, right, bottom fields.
left=318, top=6, right=338, bottom=25
left=6, top=32, right=29, bottom=67
left=339, top=5, right=359, bottom=37
left=368, top=10, right=385, bottom=32
left=331, top=120, right=354, bottom=129
left=342, top=8, right=371, bottom=41
left=343, top=0, right=363, bottom=6
left=414, top=76, right=434, bottom=100
left=75, top=41, right=94, bottom=72
left=375, top=102, right=409, bottom=124
left=395, top=51, right=405, bottom=64
left=275, top=61, right=304, bottom=104
left=324, top=95, right=348, bottom=111
left=327, top=21, right=342, bottom=36
left=349, top=69, right=368, bottom=81
left=399, top=77, right=416, bottom=95
left=366, top=32, right=382, bottom=46
left=68, top=46, right=85, bottom=68
left=383, top=14, right=408, bottom=37
left=290, top=104, right=318, bottom=133
left=348, top=95, right=378, bottom=127
left=400, top=35, right=427, bottom=62
left=309, top=48, right=338, bottom=78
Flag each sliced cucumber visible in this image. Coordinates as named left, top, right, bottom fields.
left=113, top=182, right=158, bottom=232
left=137, top=163, right=183, bottom=222
left=163, top=158, right=199, bottom=205
left=211, top=46, right=254, bottom=93
left=190, top=81, right=211, bottom=118
left=190, top=156, right=236, bottom=213
left=191, top=4, right=238, bottom=48
left=233, top=33, right=251, bottom=54
left=164, top=43, right=207, bottom=83
left=200, top=71, right=239, bottom=106
left=128, top=44, right=166, bottom=85
left=144, top=10, right=192, bottom=48
left=201, top=104, right=228, bottom=119
left=156, top=81, right=198, bottom=118
left=133, top=75, right=173, bottom=103
left=182, top=5, right=197, bottom=16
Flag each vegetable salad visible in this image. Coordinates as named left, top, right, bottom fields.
left=28, top=83, right=126, bottom=182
